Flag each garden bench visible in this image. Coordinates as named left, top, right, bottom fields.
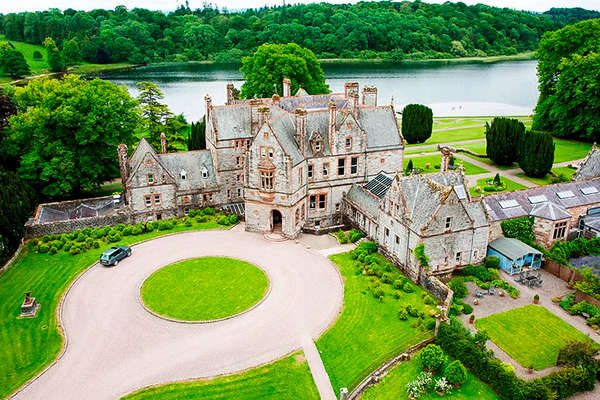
left=488, top=285, right=495, bottom=295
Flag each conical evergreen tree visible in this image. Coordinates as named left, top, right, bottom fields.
left=485, top=117, right=525, bottom=166
left=519, top=130, right=555, bottom=178
left=188, top=115, right=206, bottom=150
left=402, top=104, right=433, bottom=144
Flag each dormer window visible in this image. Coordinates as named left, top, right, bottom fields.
left=345, top=136, right=352, bottom=150
left=201, top=167, right=209, bottom=179
left=147, top=174, right=154, bottom=184
left=268, top=148, right=274, bottom=159
left=180, top=170, right=187, bottom=180
left=445, top=216, right=452, bottom=229
left=315, top=141, right=323, bottom=152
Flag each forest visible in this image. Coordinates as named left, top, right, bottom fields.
left=0, top=2, right=598, bottom=65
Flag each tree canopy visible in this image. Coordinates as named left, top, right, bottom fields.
left=5, top=75, right=139, bottom=198
left=0, top=3, right=597, bottom=65
left=533, top=19, right=600, bottom=141
left=188, top=117, right=206, bottom=150
left=240, top=43, right=328, bottom=98
left=0, top=41, right=30, bottom=78
left=485, top=117, right=525, bottom=166
left=518, top=130, right=555, bottom=178
left=401, top=104, right=433, bottom=144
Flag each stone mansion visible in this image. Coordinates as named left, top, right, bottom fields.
left=117, top=79, right=404, bottom=237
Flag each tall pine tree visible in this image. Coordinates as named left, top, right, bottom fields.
left=519, top=130, right=555, bottom=178
left=401, top=104, right=433, bottom=144
left=485, top=117, right=525, bottom=166
left=188, top=116, right=206, bottom=150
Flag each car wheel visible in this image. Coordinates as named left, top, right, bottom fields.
left=127, top=250, right=131, bottom=257
left=113, top=260, right=119, bottom=266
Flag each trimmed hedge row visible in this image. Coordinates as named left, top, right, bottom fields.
left=437, top=319, right=599, bottom=400
left=333, top=228, right=364, bottom=244
left=31, top=207, right=238, bottom=256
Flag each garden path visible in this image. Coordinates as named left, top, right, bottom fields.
left=458, top=269, right=600, bottom=380
left=11, top=227, right=344, bottom=400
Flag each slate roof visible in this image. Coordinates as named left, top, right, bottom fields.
left=581, top=214, right=600, bottom=232
left=358, top=106, right=403, bottom=150
left=346, top=184, right=379, bottom=220
left=158, top=151, right=218, bottom=191
left=464, top=201, right=489, bottom=228
left=488, top=237, right=542, bottom=260
left=483, top=178, right=600, bottom=222
left=573, top=144, right=600, bottom=181
left=530, top=202, right=571, bottom=221
left=129, top=137, right=157, bottom=172
left=212, top=105, right=252, bottom=140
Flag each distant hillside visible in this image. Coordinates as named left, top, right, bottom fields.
left=1, top=1, right=598, bottom=65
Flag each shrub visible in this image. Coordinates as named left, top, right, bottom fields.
left=419, top=344, right=446, bottom=372
left=402, top=280, right=414, bottom=293
left=357, top=241, right=377, bottom=254
left=349, top=229, right=364, bottom=243
left=188, top=209, right=198, bottom=217
left=33, top=50, right=43, bottom=59
left=398, top=310, right=408, bottom=320
left=76, top=232, right=87, bottom=243
left=485, top=117, right=524, bottom=166
left=63, top=241, right=74, bottom=251
left=122, top=226, right=133, bottom=236
left=146, top=221, right=158, bottom=231
left=373, top=288, right=385, bottom=300
left=84, top=237, right=94, bottom=249
left=69, top=244, right=82, bottom=255
left=519, top=130, right=555, bottom=178
left=484, top=255, right=500, bottom=268
left=424, top=318, right=436, bottom=331
left=501, top=216, right=535, bottom=242
left=462, top=265, right=492, bottom=281
left=228, top=214, right=239, bottom=224
left=381, top=272, right=396, bottom=284
left=203, top=207, right=215, bottom=215
left=195, top=215, right=208, bottom=223
left=406, top=304, right=419, bottom=317
left=402, top=104, right=433, bottom=144
left=393, top=290, right=402, bottom=299
left=93, top=240, right=100, bottom=248
left=423, top=295, right=435, bottom=305
left=449, top=278, right=468, bottom=299
left=38, top=243, right=49, bottom=253
left=217, top=216, right=229, bottom=225
left=393, top=279, right=405, bottom=290
left=131, top=225, right=143, bottom=235
left=444, top=360, right=468, bottom=386
left=184, top=217, right=193, bottom=227
left=462, top=303, right=473, bottom=315
left=49, top=246, right=58, bottom=255
left=107, top=230, right=121, bottom=242
left=158, top=221, right=173, bottom=231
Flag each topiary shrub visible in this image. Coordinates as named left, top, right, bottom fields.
left=76, top=232, right=87, bottom=243
left=217, top=216, right=229, bottom=225
left=69, top=244, right=83, bottom=255
left=444, top=360, right=468, bottom=386
left=122, top=226, right=133, bottom=236
left=188, top=209, right=197, bottom=217
left=84, top=237, right=94, bottom=249
left=398, top=310, right=408, bottom=320
left=228, top=214, right=239, bottom=224
left=93, top=240, right=100, bottom=249
left=349, top=229, right=364, bottom=243
left=419, top=344, right=446, bottom=372
left=63, top=241, right=74, bottom=251
left=402, top=281, right=414, bottom=293
left=107, top=230, right=121, bottom=242
left=38, top=243, right=49, bottom=253
left=373, top=288, right=385, bottom=300
left=195, top=215, right=208, bottom=223
left=49, top=246, right=58, bottom=255
left=158, top=221, right=173, bottom=231
left=184, top=217, right=193, bottom=227
left=393, top=279, right=405, bottom=290
left=402, top=104, right=433, bottom=144
left=203, top=207, right=215, bottom=215
left=462, top=303, right=473, bottom=315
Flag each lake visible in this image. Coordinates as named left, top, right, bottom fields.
left=100, top=60, right=539, bottom=122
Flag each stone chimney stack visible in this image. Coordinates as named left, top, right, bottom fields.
left=440, top=147, right=451, bottom=173
left=350, top=91, right=359, bottom=119
left=205, top=95, right=212, bottom=120
left=160, top=132, right=167, bottom=154
left=344, top=81, right=359, bottom=99
left=226, top=83, right=235, bottom=104
left=328, top=100, right=337, bottom=145
left=257, top=106, right=270, bottom=129
left=283, top=78, right=291, bottom=97
left=362, top=86, right=377, bottom=107
left=295, top=109, right=307, bottom=154
left=117, top=143, right=129, bottom=204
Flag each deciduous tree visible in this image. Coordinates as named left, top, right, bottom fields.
left=43, top=37, right=66, bottom=72
left=240, top=43, right=329, bottom=99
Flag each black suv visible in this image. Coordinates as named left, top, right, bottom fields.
left=100, top=246, right=131, bottom=266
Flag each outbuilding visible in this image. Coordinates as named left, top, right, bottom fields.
left=487, top=237, right=543, bottom=275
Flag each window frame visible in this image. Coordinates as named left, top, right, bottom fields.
left=337, top=157, right=346, bottom=176
left=345, top=136, right=353, bottom=150
left=322, top=163, right=329, bottom=177
left=147, top=173, right=154, bottom=185
left=350, top=156, right=358, bottom=174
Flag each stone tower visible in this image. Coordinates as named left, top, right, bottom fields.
left=117, top=143, right=129, bottom=204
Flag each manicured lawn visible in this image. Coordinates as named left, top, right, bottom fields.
left=475, top=305, right=594, bottom=370
left=0, top=35, right=49, bottom=78
left=122, top=352, right=319, bottom=400
left=404, top=154, right=489, bottom=175
left=0, top=217, right=233, bottom=399
left=469, top=176, right=527, bottom=197
left=141, top=257, right=268, bottom=321
left=316, top=252, right=434, bottom=396
left=554, top=139, right=592, bottom=163
left=406, top=126, right=486, bottom=147
left=459, top=142, right=517, bottom=171
left=361, top=351, right=499, bottom=400
left=515, top=167, right=577, bottom=186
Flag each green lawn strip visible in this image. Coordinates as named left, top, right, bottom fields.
left=404, top=147, right=439, bottom=155
left=0, top=218, right=232, bottom=399
left=405, top=126, right=486, bottom=147
left=0, top=35, right=49, bottom=76
left=474, top=305, right=594, bottom=370
left=404, top=154, right=489, bottom=175
left=514, top=167, right=576, bottom=186
left=141, top=257, right=268, bottom=321
left=459, top=141, right=518, bottom=171
left=69, top=62, right=134, bottom=76
left=316, top=252, right=434, bottom=396
left=360, top=351, right=499, bottom=400
left=470, top=176, right=527, bottom=197
left=432, top=118, right=489, bottom=130
left=553, top=139, right=592, bottom=163
left=122, top=351, right=319, bottom=400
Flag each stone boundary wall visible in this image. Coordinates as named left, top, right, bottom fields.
left=0, top=238, right=25, bottom=276
left=543, top=260, right=585, bottom=283
left=574, top=290, right=600, bottom=308
left=343, top=337, right=436, bottom=400
left=378, top=245, right=419, bottom=283
left=25, top=213, right=131, bottom=239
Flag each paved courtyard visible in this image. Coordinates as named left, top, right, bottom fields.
left=12, top=225, right=344, bottom=400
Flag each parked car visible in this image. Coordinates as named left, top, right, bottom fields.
left=100, top=246, right=131, bottom=266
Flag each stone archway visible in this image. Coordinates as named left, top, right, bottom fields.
left=272, top=210, right=282, bottom=233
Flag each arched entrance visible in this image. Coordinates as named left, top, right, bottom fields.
left=272, top=210, right=282, bottom=233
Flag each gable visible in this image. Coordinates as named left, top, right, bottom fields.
left=128, top=151, right=175, bottom=187
left=423, top=190, right=473, bottom=235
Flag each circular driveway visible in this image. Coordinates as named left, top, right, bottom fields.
left=13, top=228, right=343, bottom=400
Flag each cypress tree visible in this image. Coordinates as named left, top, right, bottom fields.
left=401, top=104, right=433, bottom=144
left=519, top=130, right=555, bottom=178
left=406, top=159, right=414, bottom=173
left=188, top=115, right=206, bottom=150
left=485, top=117, right=525, bottom=166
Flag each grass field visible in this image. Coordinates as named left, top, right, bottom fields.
left=553, top=139, right=592, bottom=164
left=475, top=305, right=594, bottom=370
left=469, top=176, right=527, bottom=197
left=0, top=35, right=49, bottom=83
left=361, top=350, right=499, bottom=400
left=141, top=257, right=268, bottom=321
left=0, top=218, right=233, bottom=399
left=404, top=154, right=489, bottom=175
left=122, top=352, right=319, bottom=400
left=316, top=252, right=434, bottom=396
left=515, top=167, right=577, bottom=186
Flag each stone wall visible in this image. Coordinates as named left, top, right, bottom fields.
left=25, top=213, right=130, bottom=239
left=419, top=267, right=453, bottom=303
left=574, top=290, right=600, bottom=308
left=543, top=259, right=585, bottom=283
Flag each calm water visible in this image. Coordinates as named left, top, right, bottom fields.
left=101, top=60, right=538, bottom=122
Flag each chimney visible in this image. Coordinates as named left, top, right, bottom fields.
left=350, top=91, right=359, bottom=119
left=272, top=93, right=280, bottom=107
left=344, top=81, right=359, bottom=99
left=257, top=106, right=270, bottom=129
left=205, top=94, right=212, bottom=120
left=283, top=78, right=291, bottom=97
left=295, top=109, right=307, bottom=154
left=226, top=83, right=235, bottom=104
left=362, top=86, right=377, bottom=107
left=117, top=143, right=129, bottom=204
left=440, top=147, right=451, bottom=173
left=328, top=100, right=337, bottom=146
left=160, top=132, right=167, bottom=154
